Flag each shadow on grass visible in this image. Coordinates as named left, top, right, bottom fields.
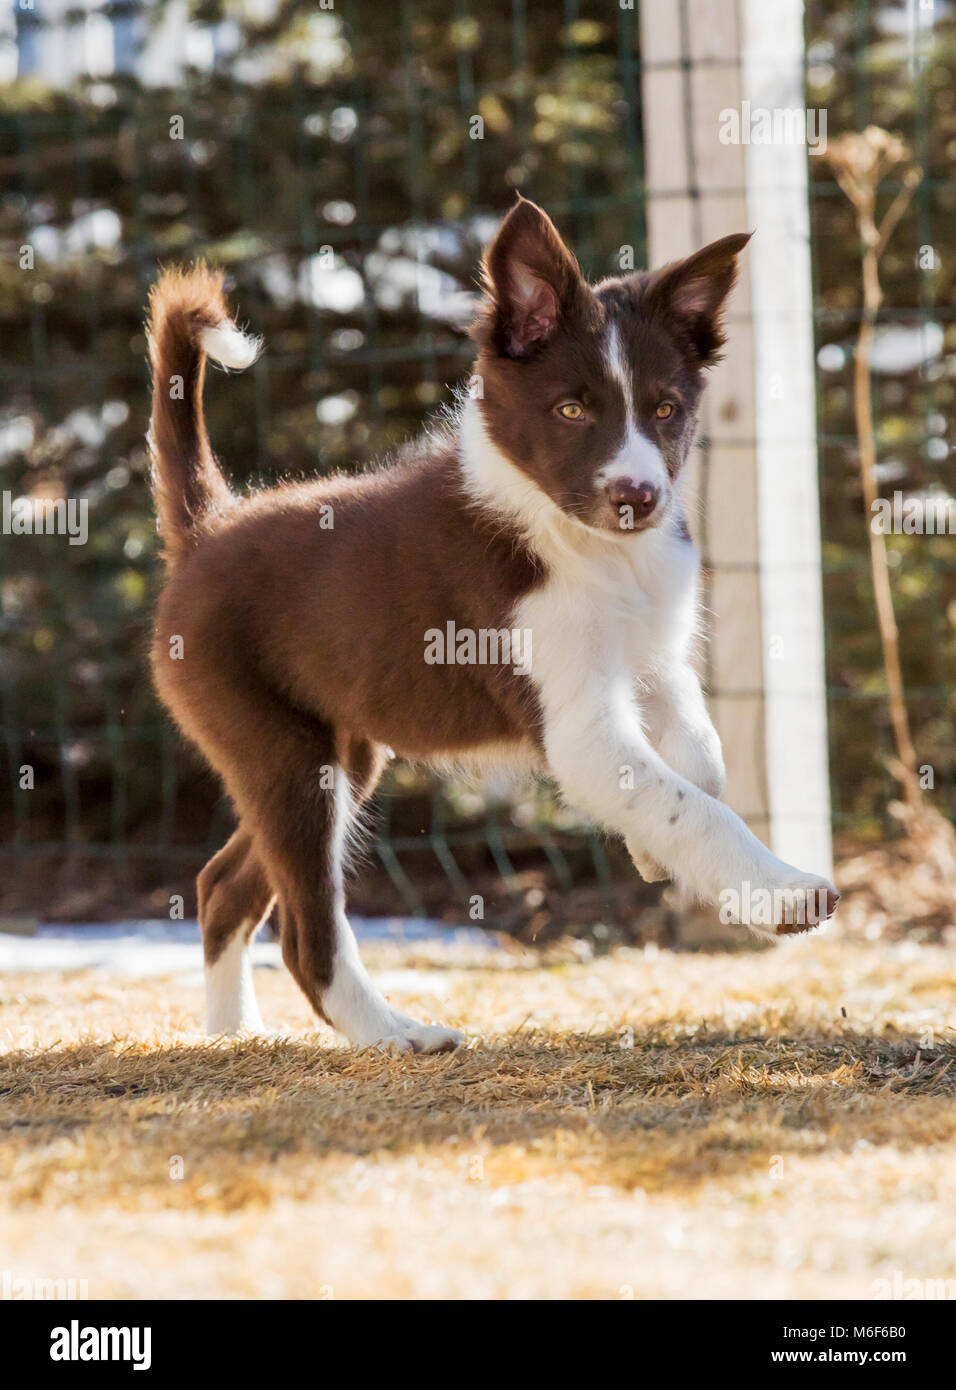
left=2, top=1029, right=954, bottom=1206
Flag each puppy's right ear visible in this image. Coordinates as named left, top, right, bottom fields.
left=642, top=232, right=752, bottom=365
left=474, top=197, right=586, bottom=358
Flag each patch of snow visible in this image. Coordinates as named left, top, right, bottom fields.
left=0, top=916, right=497, bottom=977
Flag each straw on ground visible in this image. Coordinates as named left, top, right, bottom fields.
left=1, top=934, right=955, bottom=1299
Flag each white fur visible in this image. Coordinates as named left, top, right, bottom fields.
left=459, top=398, right=836, bottom=929
left=205, top=925, right=265, bottom=1035
left=598, top=322, right=670, bottom=499
left=320, top=769, right=464, bottom=1051
left=200, top=321, right=262, bottom=371
left=604, top=321, right=636, bottom=415
left=426, top=739, right=542, bottom=784
left=595, top=424, right=669, bottom=495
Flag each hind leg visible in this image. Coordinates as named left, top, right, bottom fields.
left=194, top=693, right=461, bottom=1052
left=198, top=826, right=275, bottom=1035
left=314, top=760, right=463, bottom=1052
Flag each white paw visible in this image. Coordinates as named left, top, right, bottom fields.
left=772, top=875, right=839, bottom=936
left=722, top=870, right=839, bottom=937
left=207, top=1024, right=290, bottom=1043
left=368, top=1020, right=464, bottom=1055
left=206, top=1018, right=267, bottom=1039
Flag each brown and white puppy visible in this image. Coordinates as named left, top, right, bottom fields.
left=146, top=198, right=837, bottom=1050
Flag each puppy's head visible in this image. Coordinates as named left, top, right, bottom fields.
left=471, top=197, right=750, bottom=535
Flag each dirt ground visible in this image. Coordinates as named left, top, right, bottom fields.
left=2, top=931, right=955, bottom=1300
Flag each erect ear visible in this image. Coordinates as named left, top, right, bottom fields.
left=477, top=196, right=586, bottom=358
left=643, top=231, right=752, bottom=364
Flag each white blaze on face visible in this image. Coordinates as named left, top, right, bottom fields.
left=597, top=320, right=669, bottom=498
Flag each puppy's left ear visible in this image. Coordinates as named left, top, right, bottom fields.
left=474, top=197, right=587, bottom=358
left=644, top=231, right=752, bottom=364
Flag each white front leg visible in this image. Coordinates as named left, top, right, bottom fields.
left=643, top=661, right=726, bottom=800
left=542, top=673, right=836, bottom=931
left=630, top=661, right=726, bottom=880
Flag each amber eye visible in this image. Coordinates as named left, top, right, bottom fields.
left=655, top=401, right=675, bottom=420
left=556, top=402, right=585, bottom=421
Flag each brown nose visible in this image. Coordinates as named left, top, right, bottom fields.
left=607, top=478, right=659, bottom=520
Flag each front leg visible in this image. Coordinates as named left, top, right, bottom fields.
left=542, top=673, right=837, bottom=932
left=630, top=662, right=725, bottom=881
left=644, top=661, right=726, bottom=799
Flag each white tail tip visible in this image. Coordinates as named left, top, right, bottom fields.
left=200, top=320, right=263, bottom=371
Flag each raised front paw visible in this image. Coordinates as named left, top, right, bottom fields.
left=771, top=878, right=840, bottom=935
left=718, top=872, right=839, bottom=936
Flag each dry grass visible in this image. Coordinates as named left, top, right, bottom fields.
left=2, top=933, right=956, bottom=1299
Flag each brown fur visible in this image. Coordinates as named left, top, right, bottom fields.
left=148, top=270, right=547, bottom=1000
left=146, top=264, right=236, bottom=563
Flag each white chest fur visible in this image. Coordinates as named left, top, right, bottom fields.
left=458, top=396, right=701, bottom=689
left=529, top=522, right=697, bottom=667
left=513, top=520, right=701, bottom=729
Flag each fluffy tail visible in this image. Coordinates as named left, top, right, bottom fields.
left=146, top=264, right=261, bottom=564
